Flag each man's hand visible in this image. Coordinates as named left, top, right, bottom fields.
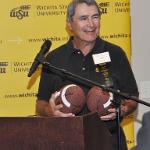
left=48, top=91, right=75, bottom=117
left=100, top=108, right=116, bottom=121
left=36, top=91, right=75, bottom=117
left=100, top=99, right=138, bottom=121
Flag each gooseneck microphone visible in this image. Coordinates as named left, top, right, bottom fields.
left=28, top=40, right=52, bottom=77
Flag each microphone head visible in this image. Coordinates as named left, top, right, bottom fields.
left=27, top=39, right=52, bottom=77
left=40, top=40, right=52, bottom=54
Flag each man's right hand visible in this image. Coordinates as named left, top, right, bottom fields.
left=36, top=91, right=75, bottom=117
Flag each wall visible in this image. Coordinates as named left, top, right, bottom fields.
left=131, top=0, right=150, bottom=141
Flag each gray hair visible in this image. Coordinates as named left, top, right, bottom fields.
left=67, top=0, right=101, bottom=22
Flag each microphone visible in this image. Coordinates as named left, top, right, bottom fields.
left=28, top=40, right=52, bottom=77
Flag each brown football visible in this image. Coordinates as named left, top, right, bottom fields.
left=55, top=84, right=86, bottom=114
left=87, top=86, right=113, bottom=116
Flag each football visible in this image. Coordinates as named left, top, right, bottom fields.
left=55, top=84, right=86, bottom=114
left=87, top=86, right=113, bottom=116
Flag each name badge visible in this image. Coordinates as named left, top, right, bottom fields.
left=92, top=52, right=111, bottom=65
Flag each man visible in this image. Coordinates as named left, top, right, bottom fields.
left=36, top=0, right=139, bottom=150
left=132, top=111, right=150, bottom=150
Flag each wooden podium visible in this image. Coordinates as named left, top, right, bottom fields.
left=0, top=112, right=113, bottom=150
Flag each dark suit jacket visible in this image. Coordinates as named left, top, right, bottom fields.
left=132, top=111, right=150, bottom=150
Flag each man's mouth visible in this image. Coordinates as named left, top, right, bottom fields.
left=84, top=28, right=96, bottom=33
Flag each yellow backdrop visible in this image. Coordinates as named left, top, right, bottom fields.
left=0, top=0, right=134, bottom=149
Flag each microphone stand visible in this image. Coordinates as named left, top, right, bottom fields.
left=38, top=59, right=150, bottom=150
left=42, top=61, right=150, bottom=106
left=113, top=94, right=122, bottom=150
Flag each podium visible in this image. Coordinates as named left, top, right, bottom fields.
left=0, top=112, right=113, bottom=150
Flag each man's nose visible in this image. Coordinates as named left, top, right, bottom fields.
left=87, top=19, right=94, bottom=27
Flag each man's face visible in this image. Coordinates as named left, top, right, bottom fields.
left=67, top=3, right=100, bottom=43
